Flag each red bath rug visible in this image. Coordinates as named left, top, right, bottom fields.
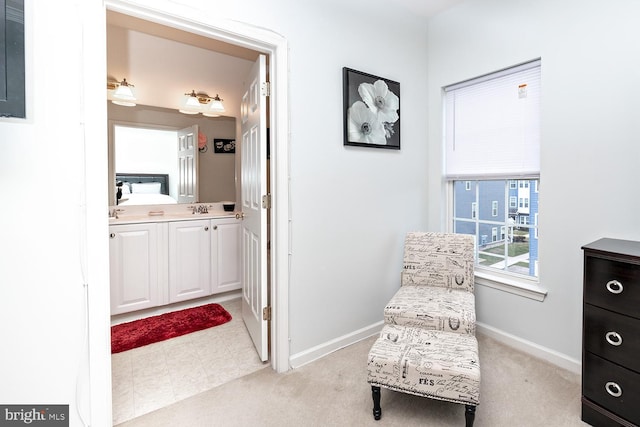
left=111, top=303, right=232, bottom=353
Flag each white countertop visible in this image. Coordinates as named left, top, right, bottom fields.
left=108, top=204, right=240, bottom=225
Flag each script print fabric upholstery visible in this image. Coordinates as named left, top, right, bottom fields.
left=401, top=232, right=475, bottom=292
left=384, top=285, right=476, bottom=335
left=367, top=324, right=480, bottom=406
left=385, top=232, right=476, bottom=335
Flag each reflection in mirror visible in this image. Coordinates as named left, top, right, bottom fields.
left=115, top=126, right=180, bottom=206
left=108, top=103, right=237, bottom=206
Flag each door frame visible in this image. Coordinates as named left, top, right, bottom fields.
left=101, top=0, right=290, bottom=368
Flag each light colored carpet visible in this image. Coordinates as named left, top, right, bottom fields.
left=117, top=333, right=589, bottom=426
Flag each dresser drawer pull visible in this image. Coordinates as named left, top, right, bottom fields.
left=606, top=280, right=623, bottom=294
left=605, top=382, right=622, bottom=398
left=605, top=331, right=623, bottom=346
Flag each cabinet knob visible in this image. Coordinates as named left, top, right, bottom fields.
left=605, top=381, right=622, bottom=398
left=605, top=331, right=623, bottom=346
left=110, top=233, right=115, bottom=238
left=213, top=225, right=218, bottom=230
left=606, top=280, right=623, bottom=294
left=204, top=226, right=209, bottom=231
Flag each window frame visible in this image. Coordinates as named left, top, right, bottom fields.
left=443, top=59, right=546, bottom=301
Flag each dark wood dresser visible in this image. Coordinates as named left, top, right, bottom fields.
left=582, top=238, right=640, bottom=427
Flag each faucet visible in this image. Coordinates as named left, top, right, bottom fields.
left=191, top=205, right=208, bottom=214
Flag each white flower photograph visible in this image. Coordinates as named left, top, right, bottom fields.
left=343, top=67, right=400, bottom=149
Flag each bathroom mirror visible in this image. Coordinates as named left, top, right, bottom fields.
left=108, top=103, right=237, bottom=206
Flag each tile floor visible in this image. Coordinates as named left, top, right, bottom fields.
left=111, top=298, right=268, bottom=425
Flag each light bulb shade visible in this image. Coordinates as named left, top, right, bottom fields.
left=185, top=96, right=200, bottom=108
left=179, top=90, right=203, bottom=114
left=209, top=99, right=225, bottom=113
left=113, top=85, right=134, bottom=100
left=111, top=78, right=136, bottom=106
left=112, top=99, right=137, bottom=107
left=202, top=95, right=225, bottom=117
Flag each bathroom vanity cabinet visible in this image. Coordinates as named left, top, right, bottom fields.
left=109, top=222, right=164, bottom=314
left=168, top=219, right=212, bottom=303
left=109, top=216, right=241, bottom=315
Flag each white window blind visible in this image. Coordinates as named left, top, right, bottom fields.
left=444, top=60, right=541, bottom=180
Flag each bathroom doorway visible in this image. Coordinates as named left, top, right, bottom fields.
left=103, top=2, right=289, bottom=422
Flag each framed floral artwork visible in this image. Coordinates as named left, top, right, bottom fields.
left=343, top=67, right=400, bottom=149
left=213, top=138, right=236, bottom=153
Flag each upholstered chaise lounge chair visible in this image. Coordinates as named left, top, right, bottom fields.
left=384, top=232, right=476, bottom=336
left=367, top=232, right=481, bottom=426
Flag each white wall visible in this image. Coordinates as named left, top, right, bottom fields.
left=0, top=0, right=110, bottom=424
left=1, top=0, right=430, bottom=424
left=426, top=0, right=640, bottom=362
left=253, top=0, right=431, bottom=355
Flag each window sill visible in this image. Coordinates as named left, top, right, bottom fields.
left=475, top=269, right=547, bottom=301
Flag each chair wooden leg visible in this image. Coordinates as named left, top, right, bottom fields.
left=465, top=404, right=476, bottom=427
left=371, top=386, right=382, bottom=420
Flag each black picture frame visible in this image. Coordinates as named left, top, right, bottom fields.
left=213, top=138, right=236, bottom=153
left=343, top=67, right=400, bottom=150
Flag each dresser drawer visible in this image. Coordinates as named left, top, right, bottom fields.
left=584, top=304, right=640, bottom=373
left=585, top=256, right=640, bottom=319
left=583, top=352, right=640, bottom=424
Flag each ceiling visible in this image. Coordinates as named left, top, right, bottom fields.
left=388, top=0, right=463, bottom=17
left=107, top=11, right=259, bottom=63
left=106, top=1, right=463, bottom=111
left=107, top=0, right=463, bottom=61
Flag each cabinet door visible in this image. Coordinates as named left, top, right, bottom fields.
left=211, top=218, right=242, bottom=293
left=109, top=223, right=160, bottom=314
left=168, top=220, right=211, bottom=302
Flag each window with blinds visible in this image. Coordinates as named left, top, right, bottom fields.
left=445, top=60, right=541, bottom=283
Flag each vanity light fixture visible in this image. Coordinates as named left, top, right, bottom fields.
left=179, top=90, right=225, bottom=117
left=107, top=78, right=137, bottom=107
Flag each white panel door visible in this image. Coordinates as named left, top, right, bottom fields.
left=241, top=54, right=269, bottom=361
left=109, top=223, right=160, bottom=314
left=177, top=125, right=198, bottom=203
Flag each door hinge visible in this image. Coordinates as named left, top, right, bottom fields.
left=262, top=193, right=271, bottom=209
left=263, top=306, right=272, bottom=321
left=261, top=81, right=270, bottom=97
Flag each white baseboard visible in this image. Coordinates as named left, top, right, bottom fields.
left=289, top=321, right=582, bottom=375
left=476, top=322, right=581, bottom=375
left=289, top=321, right=384, bottom=369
